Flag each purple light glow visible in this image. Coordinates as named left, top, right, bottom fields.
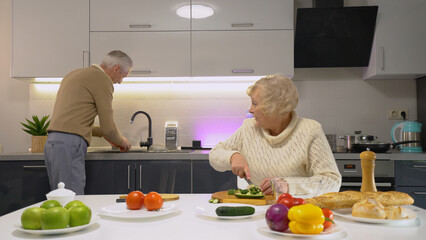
left=193, top=118, right=245, bottom=147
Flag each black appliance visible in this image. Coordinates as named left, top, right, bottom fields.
left=336, top=158, right=395, bottom=192
left=294, top=5, right=378, bottom=68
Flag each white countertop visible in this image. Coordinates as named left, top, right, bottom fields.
left=1, top=194, right=425, bottom=240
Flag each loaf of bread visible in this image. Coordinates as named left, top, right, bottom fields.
left=305, top=191, right=414, bottom=209
left=384, top=205, right=408, bottom=219
left=352, top=198, right=386, bottom=219
left=352, top=198, right=409, bottom=219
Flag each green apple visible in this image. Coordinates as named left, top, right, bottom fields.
left=21, top=207, right=46, bottom=230
left=64, top=200, right=85, bottom=210
left=41, top=207, right=70, bottom=230
left=69, top=205, right=92, bottom=227
left=40, top=200, right=62, bottom=209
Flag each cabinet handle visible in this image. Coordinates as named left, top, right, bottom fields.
left=232, top=69, right=254, bottom=73
left=413, top=192, right=426, bottom=195
left=127, top=165, right=131, bottom=190
left=380, top=47, right=385, bottom=70
left=231, top=23, right=254, bottom=28
left=23, top=165, right=46, bottom=169
left=411, top=165, right=426, bottom=168
left=139, top=165, right=142, bottom=190
left=83, top=51, right=89, bottom=68
left=129, top=24, right=152, bottom=29
left=131, top=70, right=152, bottom=74
left=342, top=182, right=391, bottom=187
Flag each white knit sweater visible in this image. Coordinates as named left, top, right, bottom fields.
left=209, top=111, right=342, bottom=194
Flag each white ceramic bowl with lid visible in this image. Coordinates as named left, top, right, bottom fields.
left=45, top=182, right=75, bottom=206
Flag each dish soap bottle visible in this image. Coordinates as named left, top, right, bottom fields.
left=360, top=149, right=377, bottom=192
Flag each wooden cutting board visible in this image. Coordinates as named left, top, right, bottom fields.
left=211, top=191, right=275, bottom=206
left=119, top=194, right=179, bottom=201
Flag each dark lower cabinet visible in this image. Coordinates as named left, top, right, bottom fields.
left=85, top=160, right=135, bottom=194
left=395, top=186, right=426, bottom=209
left=0, top=158, right=236, bottom=216
left=85, top=160, right=192, bottom=195
left=193, top=160, right=237, bottom=193
left=85, top=160, right=235, bottom=195
left=136, top=160, right=191, bottom=194
left=395, top=160, right=426, bottom=208
left=0, top=161, right=50, bottom=216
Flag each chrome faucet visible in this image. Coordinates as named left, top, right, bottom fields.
left=130, top=111, right=153, bottom=148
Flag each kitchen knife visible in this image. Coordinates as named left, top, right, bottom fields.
left=245, top=177, right=253, bottom=185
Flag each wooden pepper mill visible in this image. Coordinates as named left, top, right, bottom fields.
left=360, top=149, right=377, bottom=192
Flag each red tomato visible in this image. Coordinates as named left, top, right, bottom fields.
left=322, top=208, right=334, bottom=229
left=277, top=197, right=294, bottom=209
left=277, top=193, right=293, bottom=203
left=292, top=198, right=306, bottom=206
left=144, top=192, right=164, bottom=211
left=126, top=191, right=145, bottom=210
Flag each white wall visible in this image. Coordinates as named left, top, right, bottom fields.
left=27, top=69, right=417, bottom=150
left=0, top=0, right=418, bottom=153
left=0, top=0, right=30, bottom=153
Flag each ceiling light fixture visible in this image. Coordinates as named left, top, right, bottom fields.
left=176, top=4, right=214, bottom=19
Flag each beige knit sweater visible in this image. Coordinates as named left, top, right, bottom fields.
left=209, top=111, right=342, bottom=194
left=48, top=65, right=123, bottom=146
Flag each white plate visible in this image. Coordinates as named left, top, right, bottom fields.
left=258, top=222, right=345, bottom=239
left=195, top=203, right=267, bottom=219
left=15, top=216, right=99, bottom=235
left=98, top=202, right=177, bottom=219
left=333, top=207, right=417, bottom=224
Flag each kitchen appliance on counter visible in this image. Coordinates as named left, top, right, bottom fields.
left=325, top=134, right=337, bottom=152
left=339, top=131, right=378, bottom=152
left=391, top=121, right=423, bottom=153
left=165, top=121, right=178, bottom=151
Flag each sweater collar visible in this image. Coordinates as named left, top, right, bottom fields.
left=91, top=64, right=105, bottom=73
left=261, top=111, right=299, bottom=145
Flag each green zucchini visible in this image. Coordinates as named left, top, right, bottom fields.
left=215, top=206, right=255, bottom=216
left=234, top=192, right=265, bottom=199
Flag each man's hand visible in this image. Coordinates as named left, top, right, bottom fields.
left=259, top=177, right=275, bottom=195
left=230, top=153, right=251, bottom=179
left=118, top=137, right=131, bottom=152
left=104, top=136, right=131, bottom=152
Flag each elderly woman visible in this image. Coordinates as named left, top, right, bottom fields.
left=209, top=74, right=341, bottom=195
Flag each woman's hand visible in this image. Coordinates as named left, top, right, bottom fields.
left=260, top=177, right=275, bottom=195
left=230, top=153, right=251, bottom=179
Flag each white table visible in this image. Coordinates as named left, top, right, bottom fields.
left=1, top=194, right=425, bottom=240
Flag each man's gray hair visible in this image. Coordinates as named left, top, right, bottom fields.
left=101, top=50, right=133, bottom=73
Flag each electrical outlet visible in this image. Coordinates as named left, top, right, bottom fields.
left=387, top=109, right=409, bottom=120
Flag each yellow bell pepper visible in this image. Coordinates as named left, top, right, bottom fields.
left=287, top=204, right=325, bottom=234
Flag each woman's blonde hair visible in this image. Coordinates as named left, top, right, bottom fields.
left=246, top=74, right=298, bottom=116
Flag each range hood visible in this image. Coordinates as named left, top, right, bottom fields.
left=294, top=1, right=378, bottom=68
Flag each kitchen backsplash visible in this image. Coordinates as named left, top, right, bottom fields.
left=28, top=68, right=417, bottom=149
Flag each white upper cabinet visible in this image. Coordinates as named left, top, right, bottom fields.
left=192, top=31, right=294, bottom=77
left=12, top=0, right=294, bottom=78
left=90, top=32, right=190, bottom=77
left=12, top=0, right=89, bottom=78
left=363, top=0, right=426, bottom=79
left=90, top=0, right=190, bottom=31
left=191, top=0, right=293, bottom=30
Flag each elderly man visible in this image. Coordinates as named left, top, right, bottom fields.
left=44, top=50, right=133, bottom=194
